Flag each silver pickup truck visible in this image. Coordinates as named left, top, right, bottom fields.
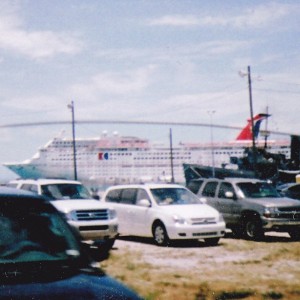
left=196, top=178, right=300, bottom=240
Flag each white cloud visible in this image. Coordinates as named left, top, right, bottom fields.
left=148, top=3, right=298, bottom=29
left=148, top=15, right=200, bottom=26
left=0, top=1, right=83, bottom=59
left=70, top=65, right=157, bottom=98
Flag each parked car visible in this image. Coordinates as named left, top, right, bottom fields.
left=277, top=182, right=300, bottom=200
left=7, top=179, right=118, bottom=255
left=101, top=183, right=226, bottom=246
left=0, top=187, right=142, bottom=299
left=197, top=178, right=300, bottom=240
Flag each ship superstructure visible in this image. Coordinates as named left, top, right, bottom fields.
left=4, top=130, right=290, bottom=185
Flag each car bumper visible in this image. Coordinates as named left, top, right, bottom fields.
left=166, top=222, right=226, bottom=240
left=262, top=217, right=300, bottom=230
left=68, top=220, right=119, bottom=241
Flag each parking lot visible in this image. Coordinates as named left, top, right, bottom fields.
left=101, top=232, right=300, bottom=300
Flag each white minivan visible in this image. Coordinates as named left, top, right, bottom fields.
left=102, top=183, right=226, bottom=246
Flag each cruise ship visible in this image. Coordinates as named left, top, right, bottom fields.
left=3, top=115, right=291, bottom=186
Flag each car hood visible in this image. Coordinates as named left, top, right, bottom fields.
left=245, top=197, right=300, bottom=208
left=158, top=204, right=220, bottom=218
left=0, top=272, right=142, bottom=299
left=50, top=199, right=113, bottom=213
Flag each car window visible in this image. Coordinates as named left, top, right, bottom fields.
left=41, top=184, right=91, bottom=200
left=201, top=182, right=218, bottom=197
left=0, top=207, right=79, bottom=263
left=6, top=183, right=18, bottom=188
left=136, top=189, right=150, bottom=202
left=187, top=179, right=204, bottom=194
left=106, top=189, right=122, bottom=203
left=20, top=184, right=38, bottom=194
left=218, top=182, right=236, bottom=199
left=289, top=185, right=300, bottom=193
left=150, top=187, right=201, bottom=205
left=237, top=182, right=280, bottom=198
left=120, top=188, right=137, bottom=205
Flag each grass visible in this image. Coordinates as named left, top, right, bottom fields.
left=100, top=236, right=300, bottom=300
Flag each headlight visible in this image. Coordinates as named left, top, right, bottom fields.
left=65, top=211, right=77, bottom=221
left=218, top=213, right=224, bottom=222
left=109, top=209, right=117, bottom=219
left=173, top=215, right=187, bottom=225
left=263, top=207, right=279, bottom=218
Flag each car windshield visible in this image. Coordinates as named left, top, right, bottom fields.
left=237, top=182, right=280, bottom=198
left=151, top=187, right=202, bottom=205
left=0, top=209, right=80, bottom=263
left=41, top=184, right=92, bottom=200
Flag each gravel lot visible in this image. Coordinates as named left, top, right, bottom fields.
left=102, top=232, right=300, bottom=299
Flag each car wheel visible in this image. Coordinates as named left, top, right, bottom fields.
left=243, top=216, right=264, bottom=241
left=153, top=222, right=169, bottom=246
left=204, top=237, right=220, bottom=246
left=231, top=226, right=243, bottom=238
left=105, top=238, right=116, bottom=249
left=288, top=228, right=300, bottom=241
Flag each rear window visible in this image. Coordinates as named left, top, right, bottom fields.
left=237, top=182, right=280, bottom=198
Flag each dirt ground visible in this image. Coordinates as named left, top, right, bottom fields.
left=101, top=232, right=300, bottom=300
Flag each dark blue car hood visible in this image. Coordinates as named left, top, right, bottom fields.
left=0, top=271, right=142, bottom=300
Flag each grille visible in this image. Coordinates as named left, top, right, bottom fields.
left=191, top=218, right=216, bottom=225
left=276, top=207, right=300, bottom=220
left=193, top=232, right=218, bottom=237
left=79, top=225, right=109, bottom=231
left=75, top=209, right=109, bottom=221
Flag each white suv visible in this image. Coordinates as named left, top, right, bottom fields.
left=7, top=179, right=118, bottom=254
left=101, top=183, right=226, bottom=246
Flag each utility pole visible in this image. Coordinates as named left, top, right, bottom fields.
left=68, top=101, right=77, bottom=180
left=208, top=110, right=216, bottom=177
left=169, top=128, right=175, bottom=183
left=247, top=66, right=257, bottom=174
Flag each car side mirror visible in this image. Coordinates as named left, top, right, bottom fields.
left=225, top=191, right=234, bottom=199
left=200, top=197, right=207, bottom=204
left=137, top=199, right=151, bottom=207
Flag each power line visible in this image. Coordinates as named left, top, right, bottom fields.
left=0, top=119, right=296, bottom=137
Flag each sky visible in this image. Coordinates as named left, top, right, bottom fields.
left=0, top=0, right=299, bottom=181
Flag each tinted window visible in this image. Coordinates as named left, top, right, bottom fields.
left=218, top=182, right=235, bottom=199
left=0, top=201, right=79, bottom=263
left=136, top=189, right=150, bottom=202
left=237, top=182, right=279, bottom=198
left=187, top=179, right=204, bottom=194
left=41, top=184, right=91, bottom=200
left=106, top=189, right=122, bottom=203
left=21, top=184, right=38, bottom=193
left=202, top=182, right=218, bottom=197
left=120, top=188, right=137, bottom=205
left=150, top=187, right=201, bottom=205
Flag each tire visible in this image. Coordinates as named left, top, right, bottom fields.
left=288, top=228, right=300, bottom=241
left=231, top=226, right=243, bottom=238
left=105, top=238, right=116, bottom=249
left=242, top=216, right=264, bottom=241
left=153, top=222, right=170, bottom=246
left=204, top=237, right=220, bottom=246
